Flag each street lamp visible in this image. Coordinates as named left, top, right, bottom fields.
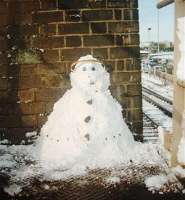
left=147, top=27, right=152, bottom=51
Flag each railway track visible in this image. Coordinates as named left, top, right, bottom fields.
left=143, top=112, right=159, bottom=143
left=142, top=87, right=173, bottom=117
left=142, top=86, right=173, bottom=142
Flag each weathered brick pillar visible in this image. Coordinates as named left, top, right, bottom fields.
left=0, top=0, right=142, bottom=143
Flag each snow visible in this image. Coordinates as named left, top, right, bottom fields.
left=0, top=55, right=179, bottom=195
left=172, top=165, right=185, bottom=179
left=145, top=175, right=169, bottom=190
left=26, top=131, right=37, bottom=138
left=4, top=184, right=22, bottom=196
left=142, top=73, right=173, bottom=100
left=143, top=100, right=172, bottom=130
left=34, top=55, right=135, bottom=170
left=176, top=16, right=185, bottom=81
left=145, top=168, right=185, bottom=193
left=105, top=176, right=120, bottom=184
left=0, top=139, right=9, bottom=144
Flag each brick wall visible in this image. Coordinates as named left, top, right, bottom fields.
left=0, top=0, right=142, bottom=143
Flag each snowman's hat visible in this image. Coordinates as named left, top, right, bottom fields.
left=71, top=55, right=104, bottom=69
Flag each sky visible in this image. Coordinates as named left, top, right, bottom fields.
left=139, top=0, right=174, bottom=44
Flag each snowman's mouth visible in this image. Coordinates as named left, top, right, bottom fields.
left=90, top=81, right=95, bottom=85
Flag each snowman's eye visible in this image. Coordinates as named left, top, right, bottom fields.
left=82, top=67, right=86, bottom=71
left=91, top=67, right=95, bottom=71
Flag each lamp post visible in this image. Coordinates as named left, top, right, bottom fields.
left=157, top=9, right=160, bottom=53
left=147, top=27, right=151, bottom=52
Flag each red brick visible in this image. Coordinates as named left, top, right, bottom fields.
left=66, top=36, right=81, bottom=47
left=45, top=102, right=54, bottom=113
left=108, top=21, right=139, bottom=33
left=18, top=89, right=35, bottom=103
left=39, top=24, right=56, bottom=37
left=107, top=0, right=138, bottom=8
left=117, top=60, right=125, bottom=71
left=32, top=11, right=64, bottom=24
left=8, top=1, right=37, bottom=14
left=13, top=13, right=33, bottom=25
left=83, top=35, right=114, bottom=47
left=0, top=65, right=7, bottom=76
left=0, top=115, right=21, bottom=128
left=132, top=96, right=142, bottom=108
left=123, top=9, right=138, bottom=20
left=21, top=115, right=37, bottom=128
left=33, top=36, right=64, bottom=49
left=114, top=9, right=122, bottom=20
left=0, top=104, right=13, bottom=115
left=0, top=14, right=8, bottom=26
left=65, top=10, right=81, bottom=22
left=35, top=88, right=65, bottom=101
left=43, top=49, right=60, bottom=63
left=18, top=75, right=42, bottom=89
left=110, top=47, right=139, bottom=59
left=0, top=39, right=7, bottom=50
left=37, top=115, right=47, bottom=127
left=61, top=48, right=91, bottom=61
left=104, top=60, right=116, bottom=72
left=126, top=84, right=141, bottom=96
left=88, top=0, right=106, bottom=8
left=92, top=48, right=108, bottom=60
left=90, top=22, right=107, bottom=33
left=111, top=72, right=140, bottom=84
left=0, top=2, right=8, bottom=14
left=59, top=23, right=89, bottom=35
left=0, top=90, right=18, bottom=104
left=111, top=72, right=131, bottom=83
left=20, top=64, right=37, bottom=76
left=82, top=10, right=113, bottom=21
left=40, top=0, right=58, bottom=10
left=19, top=102, right=45, bottom=114
left=0, top=79, right=7, bottom=90
left=0, top=53, right=8, bottom=65
left=116, top=34, right=139, bottom=46
left=58, top=0, right=89, bottom=9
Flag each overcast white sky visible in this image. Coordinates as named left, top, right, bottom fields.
left=139, top=0, right=174, bottom=44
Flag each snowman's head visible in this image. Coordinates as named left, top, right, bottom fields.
left=70, top=55, right=110, bottom=94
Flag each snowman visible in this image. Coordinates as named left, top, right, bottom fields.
left=35, top=55, right=135, bottom=169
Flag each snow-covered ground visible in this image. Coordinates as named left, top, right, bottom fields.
left=142, top=73, right=173, bottom=101
left=0, top=59, right=184, bottom=198
left=142, top=72, right=173, bottom=132
left=143, top=100, right=172, bottom=132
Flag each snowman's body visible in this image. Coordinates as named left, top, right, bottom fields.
left=36, top=55, right=134, bottom=169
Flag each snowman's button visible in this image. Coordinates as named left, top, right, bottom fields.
left=84, top=116, right=91, bottom=123
left=87, top=99, right=93, bottom=105
left=91, top=67, right=95, bottom=71
left=90, top=81, right=95, bottom=85
left=84, top=134, right=90, bottom=141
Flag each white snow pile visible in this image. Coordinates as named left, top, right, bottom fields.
left=145, top=166, right=185, bottom=193
left=0, top=55, right=179, bottom=196
left=34, top=55, right=135, bottom=170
